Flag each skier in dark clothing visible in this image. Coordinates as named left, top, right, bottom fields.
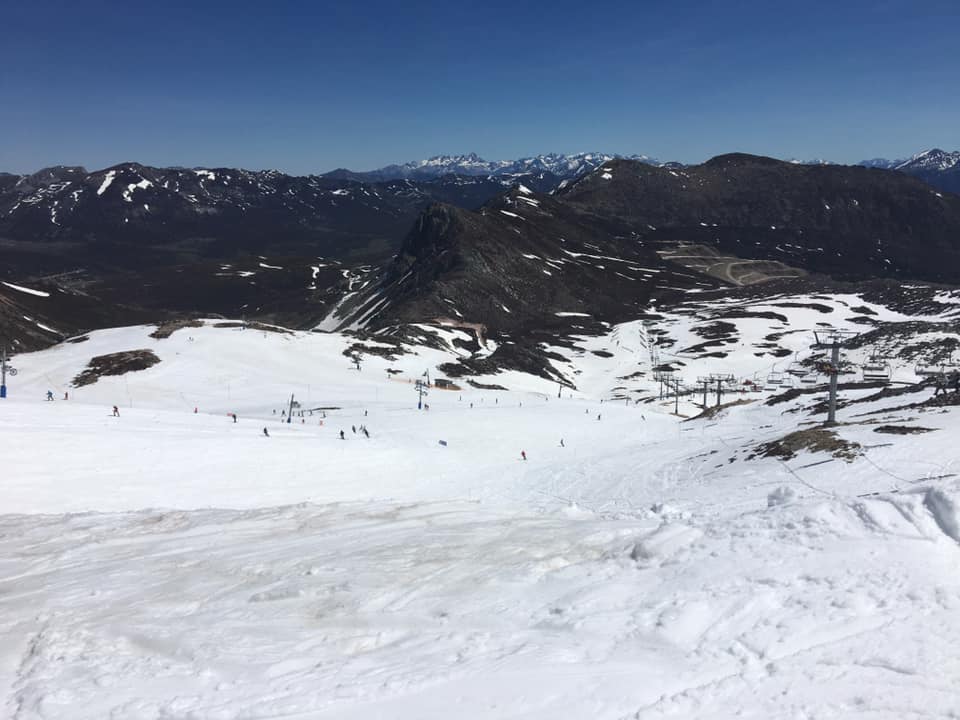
left=263, top=427, right=269, bottom=437
left=362, top=427, right=370, bottom=438
left=352, top=425, right=356, bottom=434
left=46, top=390, right=54, bottom=401
left=232, top=413, right=237, bottom=423
left=340, top=430, right=345, bottom=440
left=560, top=439, right=564, bottom=447
left=521, top=450, right=527, bottom=461
left=934, top=374, right=948, bottom=397
left=112, top=405, right=120, bottom=417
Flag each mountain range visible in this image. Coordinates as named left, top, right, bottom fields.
left=2, top=149, right=959, bottom=362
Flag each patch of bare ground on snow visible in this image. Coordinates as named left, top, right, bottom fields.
left=72, top=350, right=160, bottom=387
left=752, top=427, right=861, bottom=462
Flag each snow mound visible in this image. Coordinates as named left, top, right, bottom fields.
left=923, top=488, right=960, bottom=542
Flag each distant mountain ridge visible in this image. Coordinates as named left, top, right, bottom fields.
left=329, top=148, right=960, bottom=194
left=324, top=152, right=659, bottom=182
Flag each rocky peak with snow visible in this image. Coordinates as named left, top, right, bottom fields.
left=328, top=152, right=661, bottom=182
left=895, top=148, right=960, bottom=172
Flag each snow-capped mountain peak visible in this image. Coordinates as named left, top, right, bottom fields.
left=354, top=152, right=660, bottom=181
left=895, top=148, right=960, bottom=172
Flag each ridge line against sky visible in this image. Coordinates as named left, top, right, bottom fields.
left=1, top=0, right=957, bottom=175
left=5, top=148, right=958, bottom=179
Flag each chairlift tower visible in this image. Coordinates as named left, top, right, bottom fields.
left=1, top=346, right=17, bottom=399
left=812, top=329, right=858, bottom=425
left=655, top=370, right=674, bottom=401
left=415, top=379, right=429, bottom=410
left=708, top=373, right=736, bottom=407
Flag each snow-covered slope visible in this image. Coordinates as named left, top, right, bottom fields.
left=2, top=309, right=960, bottom=719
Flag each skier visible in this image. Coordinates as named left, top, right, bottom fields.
left=560, top=439, right=565, bottom=447
left=263, top=427, right=269, bottom=437
left=112, top=405, right=120, bottom=417
left=352, top=425, right=356, bottom=434
left=364, top=410, right=368, bottom=417
left=597, top=414, right=601, bottom=421
left=521, top=450, right=527, bottom=461
left=232, top=413, right=238, bottom=423
left=362, top=427, right=370, bottom=438
left=46, top=390, right=54, bottom=401
left=340, top=430, right=345, bottom=440
left=64, top=392, right=69, bottom=401
left=934, top=374, right=947, bottom=397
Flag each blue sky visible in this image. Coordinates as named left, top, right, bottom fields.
left=1, top=0, right=957, bottom=174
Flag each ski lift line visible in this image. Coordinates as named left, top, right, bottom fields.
left=775, top=458, right=840, bottom=498
left=859, top=450, right=909, bottom=486
left=795, top=458, right=836, bottom=470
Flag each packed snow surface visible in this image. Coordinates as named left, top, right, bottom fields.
left=2, top=318, right=959, bottom=719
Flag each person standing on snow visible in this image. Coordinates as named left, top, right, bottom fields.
left=263, top=427, right=269, bottom=437
left=340, top=430, right=345, bottom=440
left=46, top=391, right=54, bottom=401
left=112, top=406, right=120, bottom=417
left=521, top=450, right=527, bottom=461
left=934, top=374, right=948, bottom=397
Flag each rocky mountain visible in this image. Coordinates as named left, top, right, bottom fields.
left=332, top=149, right=960, bottom=195
left=858, top=158, right=902, bottom=170
left=332, top=185, right=713, bottom=336
left=892, top=149, right=960, bottom=194
left=324, top=152, right=658, bottom=182
left=0, top=163, right=570, bottom=278
left=5, top=152, right=960, bottom=361
left=856, top=149, right=960, bottom=193
left=329, top=155, right=960, bottom=343
left=558, top=154, right=960, bottom=283
left=0, top=163, right=557, bottom=351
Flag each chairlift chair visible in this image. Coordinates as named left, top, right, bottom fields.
left=861, top=357, right=892, bottom=384
left=764, top=371, right=785, bottom=390
left=786, top=362, right=807, bottom=377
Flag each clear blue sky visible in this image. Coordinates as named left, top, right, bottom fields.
left=1, top=0, right=957, bottom=174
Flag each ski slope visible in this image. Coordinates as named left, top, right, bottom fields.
left=2, top=317, right=960, bottom=719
